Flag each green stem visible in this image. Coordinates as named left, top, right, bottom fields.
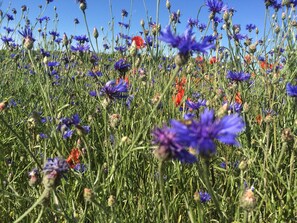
left=0, top=115, right=42, bottom=169
left=82, top=11, right=96, bottom=52
left=200, top=160, right=226, bottom=221
left=158, top=161, right=169, bottom=223
left=14, top=189, right=49, bottom=223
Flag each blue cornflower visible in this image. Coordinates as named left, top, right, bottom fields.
left=73, top=35, right=89, bottom=43
left=187, top=18, right=199, bottom=28
left=152, top=124, right=197, bottom=163
left=4, top=26, right=14, bottom=34
left=264, top=0, right=277, bottom=7
left=103, top=44, right=109, bottom=50
left=184, top=109, right=245, bottom=157
left=121, top=9, right=128, bottom=17
left=186, top=98, right=207, bottom=110
left=6, top=14, right=14, bottom=21
left=74, top=18, right=79, bottom=24
left=246, top=24, right=256, bottom=32
left=40, top=48, right=50, bottom=57
left=1, top=36, right=14, bottom=44
left=87, top=70, right=103, bottom=77
left=159, top=26, right=214, bottom=55
left=171, top=11, right=181, bottom=23
left=18, top=27, right=35, bottom=42
left=199, top=191, right=211, bottom=203
left=49, top=30, right=60, bottom=40
left=74, top=163, right=87, bottom=173
left=98, top=79, right=128, bottom=100
left=57, top=114, right=89, bottom=139
left=47, top=61, right=60, bottom=67
left=198, top=23, right=207, bottom=32
left=36, top=16, right=50, bottom=23
left=43, top=157, right=69, bottom=175
left=118, top=22, right=130, bottom=29
left=115, top=46, right=127, bottom=52
left=114, top=59, right=130, bottom=73
left=286, top=83, right=297, bottom=97
left=205, top=0, right=224, bottom=14
left=226, top=71, right=251, bottom=82
left=71, top=43, right=90, bottom=52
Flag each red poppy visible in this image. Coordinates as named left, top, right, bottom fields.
left=132, top=36, right=144, bottom=49
left=235, top=92, right=242, bottom=104
left=244, top=55, right=251, bottom=64
left=66, top=148, right=81, bottom=168
left=260, top=61, right=273, bottom=70
left=209, top=56, right=217, bottom=64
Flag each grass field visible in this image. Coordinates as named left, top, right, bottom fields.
left=1, top=0, right=297, bottom=222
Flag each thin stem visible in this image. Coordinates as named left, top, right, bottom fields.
left=82, top=11, right=96, bottom=52
left=14, top=189, right=49, bottom=223
left=0, top=115, right=42, bottom=169
left=158, top=161, right=169, bottom=223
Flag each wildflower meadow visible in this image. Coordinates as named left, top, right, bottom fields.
left=1, top=0, right=297, bottom=222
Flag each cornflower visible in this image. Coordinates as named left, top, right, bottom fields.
left=226, top=71, right=251, bottom=82
left=205, top=0, right=225, bottom=15
left=152, top=124, right=197, bottom=163
left=159, top=26, right=214, bottom=56
left=174, top=109, right=245, bottom=158
left=286, top=83, right=297, bottom=97
left=94, top=79, right=128, bottom=100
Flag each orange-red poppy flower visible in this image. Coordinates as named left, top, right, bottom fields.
left=209, top=56, right=217, bottom=64
left=66, top=148, right=81, bottom=168
left=132, top=36, right=144, bottom=49
left=235, top=92, right=242, bottom=104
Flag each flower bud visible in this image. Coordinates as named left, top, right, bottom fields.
left=109, top=114, right=121, bottom=128
left=0, top=101, right=8, bottom=111
left=240, top=188, right=256, bottom=210
left=84, top=188, right=94, bottom=202
left=166, top=0, right=171, bottom=10
left=80, top=2, right=87, bottom=11
left=154, top=145, right=171, bottom=161
left=93, top=27, right=99, bottom=39
left=108, top=195, right=116, bottom=207
left=140, top=19, right=145, bottom=27
left=24, top=37, right=34, bottom=50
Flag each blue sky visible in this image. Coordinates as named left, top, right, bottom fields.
left=0, top=0, right=268, bottom=49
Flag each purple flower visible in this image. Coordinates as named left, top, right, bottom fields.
left=286, top=83, right=297, bottom=97
left=71, top=43, right=90, bottom=52
left=121, top=9, right=128, bottom=17
left=199, top=191, right=211, bottom=203
left=183, top=109, right=245, bottom=157
left=43, top=157, right=69, bottom=175
left=118, top=22, right=130, bottom=29
left=36, top=16, right=50, bottom=23
left=159, top=26, right=214, bottom=55
left=1, top=36, right=14, bottom=44
left=186, top=98, right=207, bottom=110
left=6, top=14, right=14, bottom=21
left=205, top=0, right=224, bottom=14
left=246, top=24, right=256, bottom=32
left=198, top=23, right=207, bottom=32
left=187, top=18, right=198, bottom=28
left=73, top=35, right=89, bottom=43
left=99, top=79, right=128, bottom=100
left=18, top=27, right=35, bottom=42
left=152, top=124, right=197, bottom=163
left=74, top=163, right=87, bottom=173
left=226, top=71, right=251, bottom=82
left=114, top=59, right=130, bottom=73
left=4, top=27, right=14, bottom=34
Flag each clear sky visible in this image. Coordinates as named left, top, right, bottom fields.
left=0, top=0, right=268, bottom=49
